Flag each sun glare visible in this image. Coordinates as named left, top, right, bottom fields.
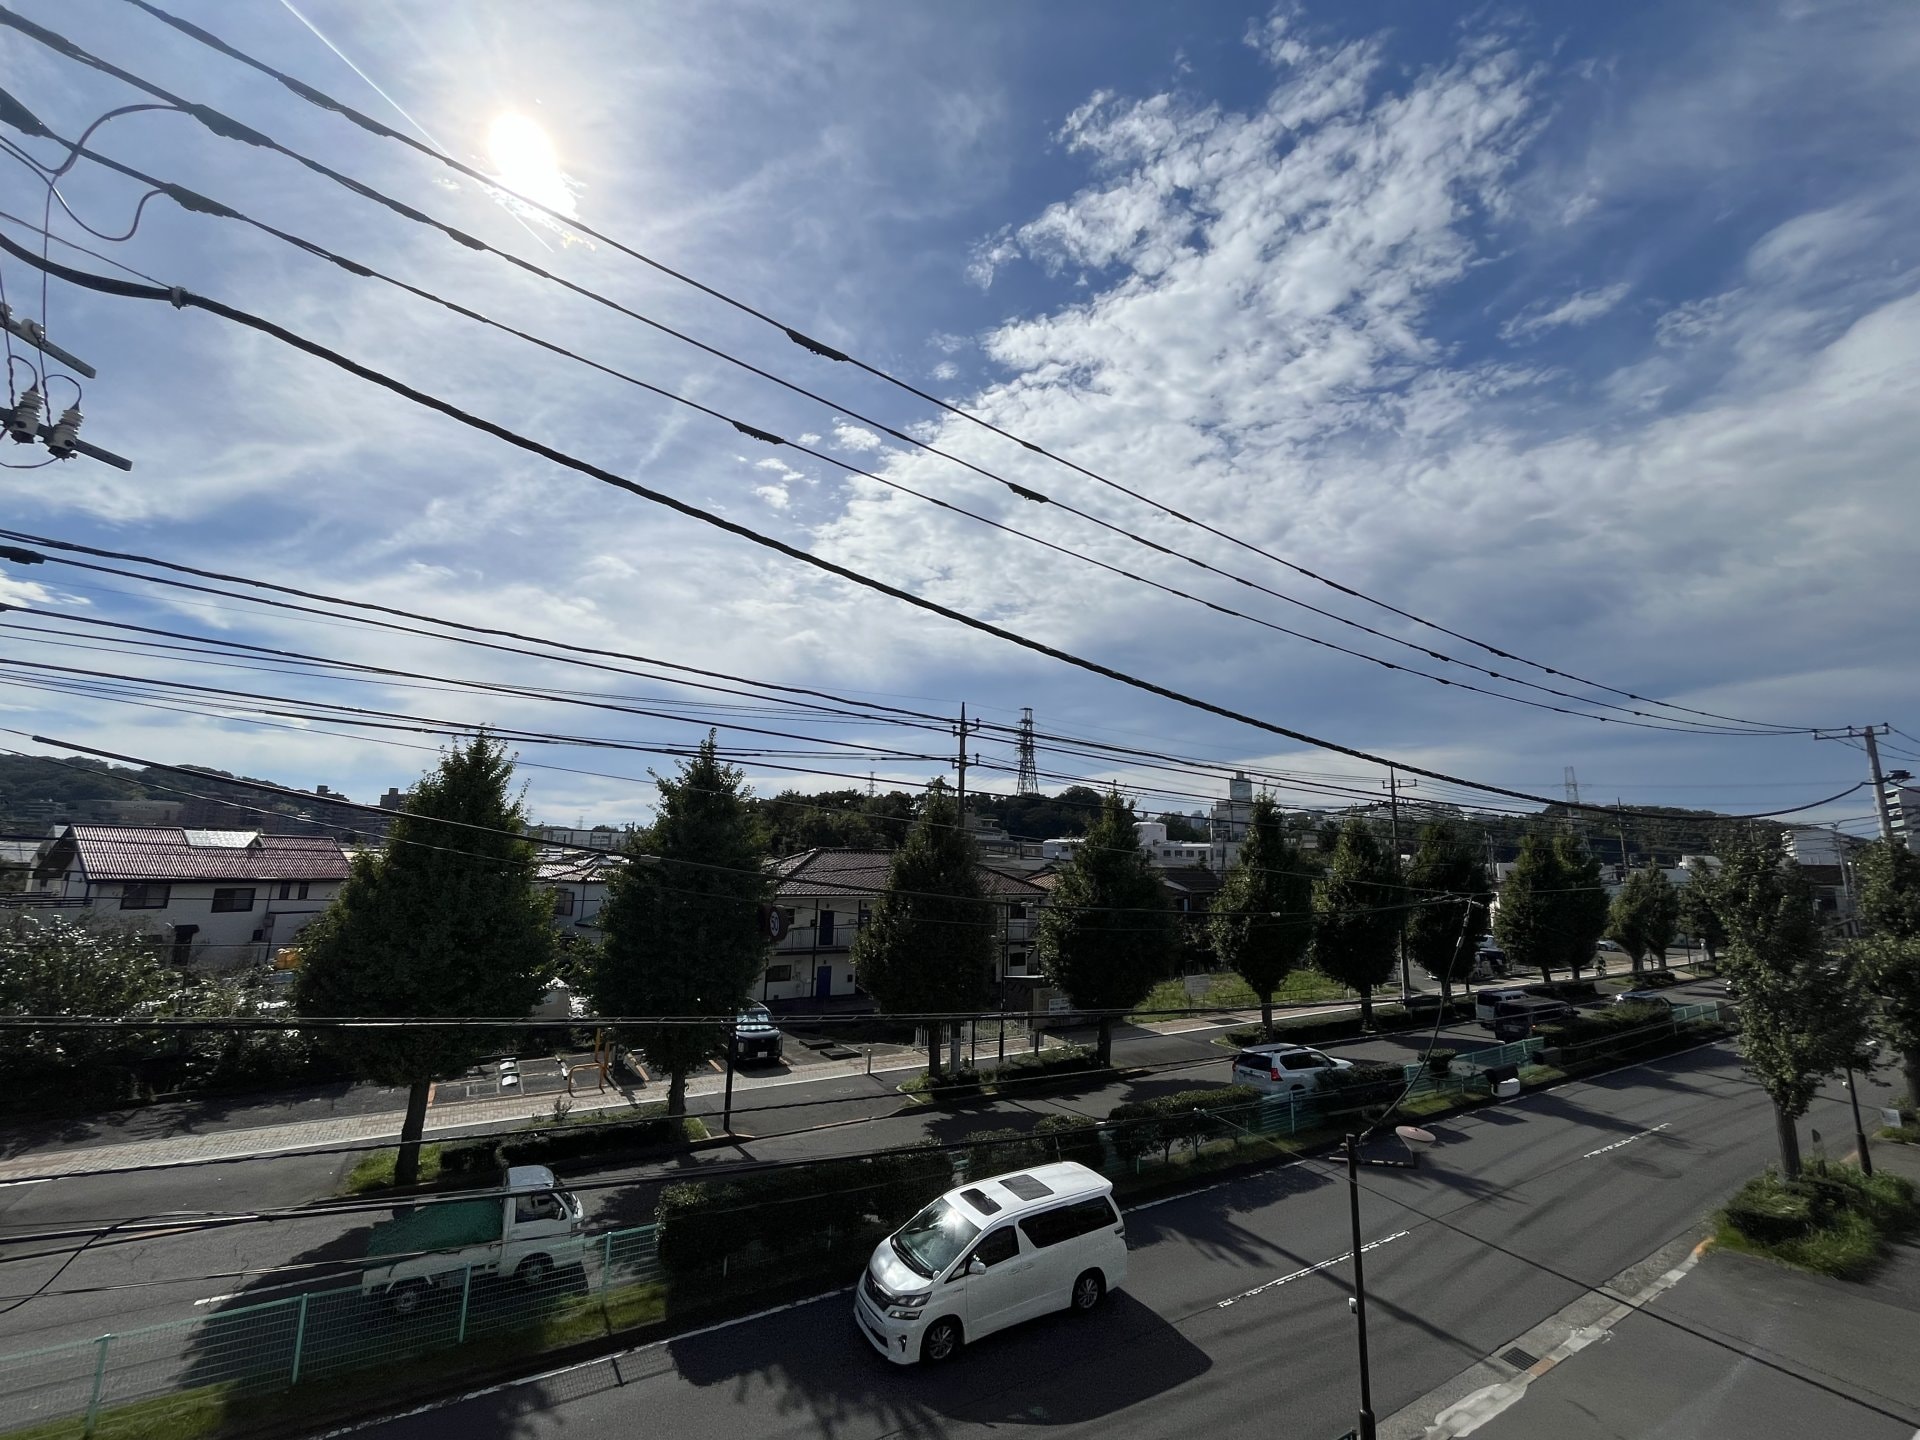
left=485, top=112, right=576, bottom=217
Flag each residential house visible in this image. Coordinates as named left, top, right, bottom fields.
left=760, top=848, right=1046, bottom=1008
left=22, top=825, right=349, bottom=969
left=538, top=848, right=620, bottom=940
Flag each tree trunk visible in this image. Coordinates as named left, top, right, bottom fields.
left=949, top=1022, right=964, bottom=1074
left=666, top=1065, right=687, bottom=1117
left=1096, top=1015, right=1113, bottom=1066
left=1260, top=995, right=1274, bottom=1041
left=1903, top=1046, right=1920, bottom=1113
left=1358, top=986, right=1374, bottom=1032
left=1774, top=1103, right=1802, bottom=1178
left=927, top=1026, right=943, bottom=1078
left=394, top=1079, right=431, bottom=1187
left=1440, top=975, right=1452, bottom=1012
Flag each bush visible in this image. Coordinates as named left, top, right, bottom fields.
left=992, top=1045, right=1104, bottom=1085
left=1719, top=1161, right=1918, bottom=1276
left=438, top=1139, right=500, bottom=1176
left=1426, top=1049, right=1457, bottom=1077
left=961, top=1128, right=1046, bottom=1178
left=1033, top=1113, right=1105, bottom=1169
left=1318, top=1062, right=1404, bottom=1111
left=496, top=1111, right=697, bottom=1169
left=655, top=1142, right=952, bottom=1279
left=1221, top=1000, right=1475, bottom=1049
left=1107, top=1085, right=1260, bottom=1162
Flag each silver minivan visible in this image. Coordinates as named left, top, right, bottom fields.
left=855, top=1160, right=1127, bottom=1365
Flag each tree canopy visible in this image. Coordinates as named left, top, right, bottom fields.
left=1209, top=795, right=1313, bottom=1037
left=589, top=736, right=771, bottom=1115
left=1311, top=818, right=1404, bottom=1028
left=1404, top=820, right=1492, bottom=1004
left=850, top=789, right=996, bottom=1075
left=1036, top=790, right=1177, bottom=1063
left=1608, top=866, right=1680, bottom=977
left=1853, top=839, right=1920, bottom=1107
left=296, top=734, right=553, bottom=1182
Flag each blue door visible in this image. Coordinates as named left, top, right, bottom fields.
left=814, top=965, right=833, bottom=999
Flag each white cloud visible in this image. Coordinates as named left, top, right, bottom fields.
left=831, top=420, right=888, bottom=452
left=932, top=361, right=959, bottom=381
left=1500, top=281, right=1631, bottom=340
left=752, top=484, right=791, bottom=510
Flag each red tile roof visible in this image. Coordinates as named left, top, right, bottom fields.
left=49, top=827, right=350, bottom=883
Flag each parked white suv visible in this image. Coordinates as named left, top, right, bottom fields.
left=855, top=1161, right=1126, bottom=1365
left=1229, top=1044, right=1354, bottom=1096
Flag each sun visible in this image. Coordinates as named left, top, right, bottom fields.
left=485, top=112, right=576, bottom=217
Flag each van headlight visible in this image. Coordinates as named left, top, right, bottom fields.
left=888, top=1307, right=923, bottom=1320
left=887, top=1290, right=930, bottom=1318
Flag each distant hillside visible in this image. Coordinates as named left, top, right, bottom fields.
left=0, top=754, right=387, bottom=841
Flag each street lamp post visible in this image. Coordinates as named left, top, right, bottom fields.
left=1346, top=1134, right=1377, bottom=1440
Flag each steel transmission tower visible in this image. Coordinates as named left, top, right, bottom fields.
left=1017, top=708, right=1040, bottom=796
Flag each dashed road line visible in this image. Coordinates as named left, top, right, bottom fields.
left=1217, top=1229, right=1411, bottom=1309
left=1582, top=1121, right=1670, bottom=1159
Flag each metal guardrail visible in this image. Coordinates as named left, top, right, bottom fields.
left=0, top=1223, right=666, bottom=1437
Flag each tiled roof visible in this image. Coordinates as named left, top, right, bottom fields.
left=50, top=826, right=350, bottom=883
left=768, top=848, right=1045, bottom=901
left=537, top=850, right=624, bottom=884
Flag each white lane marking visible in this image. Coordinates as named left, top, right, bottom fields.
left=1216, top=1229, right=1411, bottom=1309
left=0, top=1178, right=50, bottom=1190
left=1582, top=1121, right=1670, bottom=1159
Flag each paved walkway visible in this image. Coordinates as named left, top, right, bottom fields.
left=0, top=1048, right=932, bottom=1183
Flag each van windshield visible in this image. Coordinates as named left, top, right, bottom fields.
left=890, top=1198, right=981, bottom=1279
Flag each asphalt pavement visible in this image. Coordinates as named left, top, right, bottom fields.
left=327, top=1044, right=1909, bottom=1440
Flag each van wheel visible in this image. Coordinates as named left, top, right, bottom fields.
left=1072, top=1270, right=1105, bottom=1313
left=388, top=1281, right=429, bottom=1317
left=920, top=1317, right=962, bottom=1363
left=518, top=1253, right=553, bottom=1288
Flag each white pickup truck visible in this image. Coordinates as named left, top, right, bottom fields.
left=361, top=1164, right=586, bottom=1315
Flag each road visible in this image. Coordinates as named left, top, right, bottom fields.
left=0, top=970, right=1734, bottom=1360
left=341, top=1043, right=1907, bottom=1440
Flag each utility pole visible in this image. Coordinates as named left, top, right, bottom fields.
left=1383, top=770, right=1417, bottom=1001
left=1615, top=802, right=1630, bottom=874
left=951, top=704, right=982, bottom=826
left=1016, top=707, right=1040, bottom=796
left=1818, top=726, right=1898, bottom=843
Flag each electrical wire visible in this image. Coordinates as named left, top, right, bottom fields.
left=0, top=128, right=1812, bottom=739
left=92, top=0, right=1831, bottom=739
left=0, top=229, right=1861, bottom=822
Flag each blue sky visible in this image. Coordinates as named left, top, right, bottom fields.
left=1, top=0, right=1916, bottom=836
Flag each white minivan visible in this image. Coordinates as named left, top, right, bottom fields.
left=855, top=1161, right=1126, bottom=1365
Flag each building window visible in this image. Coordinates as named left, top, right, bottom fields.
left=1008, top=904, right=1027, bottom=920
left=276, top=881, right=312, bottom=901
left=818, top=909, right=837, bottom=946
left=552, top=889, right=577, bottom=918
left=211, top=888, right=256, bottom=913
left=1007, top=950, right=1029, bottom=974
left=765, top=964, right=794, bottom=983
left=120, top=882, right=170, bottom=910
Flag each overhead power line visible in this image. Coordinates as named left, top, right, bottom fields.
left=74, top=0, right=1825, bottom=737
left=0, top=231, right=1850, bottom=819
left=0, top=115, right=1785, bottom=738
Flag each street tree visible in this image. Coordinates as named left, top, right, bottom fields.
left=296, top=734, right=553, bottom=1183
left=1550, top=834, right=1612, bottom=979
left=1677, top=863, right=1728, bottom=967
left=1311, top=818, right=1404, bottom=1030
left=1209, top=795, right=1313, bottom=1038
left=1608, top=866, right=1681, bottom=978
left=0, top=913, right=176, bottom=1105
left=1036, top=790, right=1178, bottom=1064
left=1493, top=832, right=1559, bottom=979
left=1853, top=839, right=1920, bottom=1105
left=852, top=787, right=996, bottom=1076
left=1404, top=820, right=1492, bottom=1008
left=589, top=736, right=771, bottom=1116
left=1702, top=834, right=1858, bottom=1176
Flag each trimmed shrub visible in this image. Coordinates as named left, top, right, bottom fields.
left=1725, top=1183, right=1816, bottom=1244
left=1222, top=1001, right=1475, bottom=1049
left=1426, top=1049, right=1457, bottom=1077
left=1108, top=1085, right=1260, bottom=1162
left=1032, top=1113, right=1104, bottom=1169
left=655, top=1141, right=952, bottom=1279
left=1317, top=1062, right=1403, bottom=1111
left=438, top=1139, right=500, bottom=1176
left=961, top=1127, right=1047, bottom=1178
left=992, top=1045, right=1104, bottom=1085
left=496, top=1115, right=686, bottom=1169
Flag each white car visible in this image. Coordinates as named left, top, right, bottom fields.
left=856, top=1161, right=1126, bottom=1365
left=1229, top=1044, right=1354, bottom=1096
left=1596, top=939, right=1623, bottom=952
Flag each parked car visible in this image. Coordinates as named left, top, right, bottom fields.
left=1229, top=1044, right=1355, bottom=1096
left=1595, top=939, right=1623, bottom=953
left=1491, top=996, right=1574, bottom=1042
left=855, top=1161, right=1126, bottom=1365
left=1475, top=986, right=1532, bottom=1026
left=733, top=1002, right=784, bottom=1064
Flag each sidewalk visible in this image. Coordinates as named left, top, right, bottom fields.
left=1391, top=1141, right=1920, bottom=1439
left=0, top=1046, right=933, bottom=1184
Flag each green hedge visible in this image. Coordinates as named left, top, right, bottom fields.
left=1223, top=1000, right=1474, bottom=1048
left=655, top=1142, right=952, bottom=1279
left=1318, top=1062, right=1404, bottom=1108
left=958, top=1114, right=1104, bottom=1177
left=1720, top=1160, right=1918, bottom=1276
left=1107, top=1085, right=1261, bottom=1162
left=913, top=1045, right=1105, bottom=1099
